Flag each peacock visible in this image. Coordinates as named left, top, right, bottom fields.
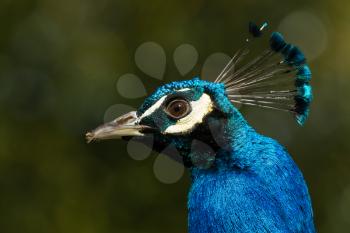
left=86, top=22, right=316, bottom=233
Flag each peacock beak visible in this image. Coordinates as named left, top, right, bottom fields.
left=85, top=111, right=151, bottom=143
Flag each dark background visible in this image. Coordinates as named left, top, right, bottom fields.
left=1, top=0, right=349, bottom=232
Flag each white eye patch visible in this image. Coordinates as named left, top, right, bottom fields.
left=164, top=93, right=214, bottom=135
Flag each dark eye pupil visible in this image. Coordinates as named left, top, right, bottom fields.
left=166, top=99, right=190, bottom=119
left=173, top=103, right=183, bottom=112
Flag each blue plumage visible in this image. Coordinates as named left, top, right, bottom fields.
left=86, top=23, right=316, bottom=233
left=136, top=79, right=316, bottom=232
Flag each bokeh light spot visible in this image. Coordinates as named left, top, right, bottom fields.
left=116, top=73, right=147, bottom=99
left=127, top=136, right=153, bottom=161
left=201, top=53, right=231, bottom=81
left=135, top=42, right=166, bottom=80
left=103, top=104, right=135, bottom=123
left=278, top=11, right=328, bottom=61
left=173, top=44, right=198, bottom=76
left=153, top=146, right=184, bottom=184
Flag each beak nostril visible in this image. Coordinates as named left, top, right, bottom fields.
left=115, top=115, right=136, bottom=125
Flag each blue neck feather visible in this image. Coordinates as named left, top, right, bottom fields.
left=187, top=109, right=316, bottom=232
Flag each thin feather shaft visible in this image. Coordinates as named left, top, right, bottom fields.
left=229, top=99, right=294, bottom=112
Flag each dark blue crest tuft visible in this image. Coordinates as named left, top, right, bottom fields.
left=296, top=65, right=312, bottom=82
left=249, top=21, right=268, bottom=38
left=270, top=32, right=287, bottom=52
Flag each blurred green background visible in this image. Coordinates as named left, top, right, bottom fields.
left=1, top=0, right=350, bottom=232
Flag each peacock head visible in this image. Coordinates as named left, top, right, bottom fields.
left=86, top=78, right=237, bottom=167
left=86, top=22, right=313, bottom=169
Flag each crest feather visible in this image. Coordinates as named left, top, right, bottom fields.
left=214, top=22, right=312, bottom=125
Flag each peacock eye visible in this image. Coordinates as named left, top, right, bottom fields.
left=165, top=98, right=191, bottom=119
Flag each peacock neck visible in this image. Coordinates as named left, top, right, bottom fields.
left=186, top=110, right=316, bottom=233
left=186, top=110, right=282, bottom=233
left=189, top=108, right=258, bottom=175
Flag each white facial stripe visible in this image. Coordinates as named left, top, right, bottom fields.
left=177, top=88, right=191, bottom=92
left=164, top=93, right=214, bottom=134
left=139, top=88, right=192, bottom=120
left=139, top=95, right=167, bottom=120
